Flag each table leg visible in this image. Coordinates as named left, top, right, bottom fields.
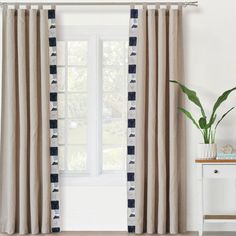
left=197, top=165, right=204, bottom=236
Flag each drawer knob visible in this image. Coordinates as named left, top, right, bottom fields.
left=214, top=170, right=218, bottom=174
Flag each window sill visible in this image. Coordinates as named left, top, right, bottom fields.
left=59, top=172, right=126, bottom=187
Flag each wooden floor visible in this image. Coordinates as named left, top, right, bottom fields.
left=57, top=232, right=236, bottom=236
left=40, top=231, right=236, bottom=236
left=1, top=232, right=236, bottom=236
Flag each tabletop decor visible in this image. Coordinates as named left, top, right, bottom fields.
left=217, top=144, right=236, bottom=159
left=221, top=144, right=234, bottom=153
left=170, top=80, right=236, bottom=159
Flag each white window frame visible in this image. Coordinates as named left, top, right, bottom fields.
left=57, top=26, right=128, bottom=186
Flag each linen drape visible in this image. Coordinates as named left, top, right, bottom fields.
left=0, top=8, right=60, bottom=234
left=127, top=7, right=186, bottom=234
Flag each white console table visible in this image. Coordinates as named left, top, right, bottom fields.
left=196, top=159, right=236, bottom=236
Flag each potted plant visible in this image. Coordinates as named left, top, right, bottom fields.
left=170, top=80, right=236, bottom=159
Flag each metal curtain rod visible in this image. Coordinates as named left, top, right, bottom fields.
left=0, top=1, right=198, bottom=7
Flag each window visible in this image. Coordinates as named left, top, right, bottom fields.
left=58, top=41, right=88, bottom=173
left=57, top=26, right=128, bottom=177
left=102, top=41, right=128, bottom=171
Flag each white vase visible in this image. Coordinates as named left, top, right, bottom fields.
left=197, top=143, right=217, bottom=159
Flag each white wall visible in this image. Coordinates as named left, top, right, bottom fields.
left=57, top=0, right=236, bottom=231
left=60, top=186, right=127, bottom=231
left=185, top=0, right=236, bottom=231
left=2, top=0, right=236, bottom=232
left=58, top=0, right=236, bottom=231
left=56, top=5, right=129, bottom=231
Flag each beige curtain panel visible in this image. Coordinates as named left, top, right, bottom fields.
left=0, top=9, right=51, bottom=234
left=135, top=7, right=186, bottom=234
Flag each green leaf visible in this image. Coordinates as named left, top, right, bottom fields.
left=178, top=107, right=200, bottom=129
left=209, top=87, right=236, bottom=125
left=205, top=114, right=217, bottom=129
left=199, top=117, right=207, bottom=129
left=215, top=107, right=235, bottom=130
left=170, top=80, right=206, bottom=118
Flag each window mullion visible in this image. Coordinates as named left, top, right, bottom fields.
left=96, top=35, right=103, bottom=175
left=87, top=35, right=100, bottom=176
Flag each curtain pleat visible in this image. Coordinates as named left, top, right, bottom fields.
left=130, top=7, right=186, bottom=234
left=39, top=10, right=51, bottom=233
left=0, top=9, right=58, bottom=234
left=169, top=9, right=179, bottom=234
left=177, top=8, right=187, bottom=233
left=135, top=7, right=147, bottom=234
left=146, top=9, right=157, bottom=235
left=157, top=8, right=168, bottom=234
left=29, top=10, right=40, bottom=233
left=17, top=9, right=29, bottom=234
left=1, top=10, right=18, bottom=234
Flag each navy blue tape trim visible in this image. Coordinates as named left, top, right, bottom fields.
left=48, top=8, right=60, bottom=233
left=127, top=172, right=135, bottom=181
left=129, top=37, right=137, bottom=46
left=50, top=92, right=57, bottom=102
left=51, top=200, right=59, bottom=210
left=128, top=119, right=135, bottom=128
left=48, top=9, right=55, bottom=19
left=128, top=199, right=135, bottom=208
left=127, top=8, right=138, bottom=233
left=50, top=147, right=58, bottom=156
left=49, top=37, right=56, bottom=47
left=128, top=92, right=136, bottom=101
left=51, top=174, right=59, bottom=183
left=52, top=227, right=60, bottom=233
left=127, top=146, right=135, bottom=155
left=130, top=9, right=138, bottom=18
left=50, top=120, right=58, bottom=129
left=128, top=64, right=136, bottom=74
left=50, top=65, right=57, bottom=74
left=128, top=226, right=135, bottom=233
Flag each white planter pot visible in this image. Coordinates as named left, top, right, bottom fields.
left=197, top=143, right=217, bottom=159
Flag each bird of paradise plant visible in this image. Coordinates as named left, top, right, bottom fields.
left=170, top=80, right=236, bottom=144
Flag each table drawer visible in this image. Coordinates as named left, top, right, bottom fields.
left=203, top=165, right=236, bottom=178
